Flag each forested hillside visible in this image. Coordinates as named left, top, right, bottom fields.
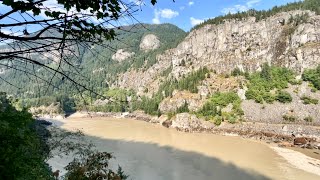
left=0, top=23, right=186, bottom=110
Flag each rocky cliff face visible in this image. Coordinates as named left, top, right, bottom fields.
left=159, top=90, right=204, bottom=113
left=117, top=11, right=320, bottom=94
left=112, top=49, right=135, bottom=62
left=139, top=34, right=161, bottom=52
left=170, top=10, right=320, bottom=77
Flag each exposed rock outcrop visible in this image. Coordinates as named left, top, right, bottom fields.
left=171, top=113, right=203, bottom=131
left=139, top=34, right=160, bottom=52
left=169, top=11, right=320, bottom=78
left=117, top=10, right=320, bottom=94
left=111, top=49, right=135, bottom=62
left=159, top=90, right=204, bottom=113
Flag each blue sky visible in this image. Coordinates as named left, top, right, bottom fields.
left=130, top=0, right=300, bottom=31
left=0, top=0, right=300, bottom=34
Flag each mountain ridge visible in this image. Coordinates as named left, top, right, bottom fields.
left=1, top=1, right=320, bottom=126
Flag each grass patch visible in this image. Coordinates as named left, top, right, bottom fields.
left=304, top=116, right=313, bottom=122
left=300, top=96, right=319, bottom=104
left=283, top=114, right=297, bottom=122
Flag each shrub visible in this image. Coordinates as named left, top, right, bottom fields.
left=300, top=96, right=319, bottom=104
left=197, top=101, right=218, bottom=118
left=263, top=92, right=276, bottom=104
left=133, top=68, right=210, bottom=115
left=228, top=116, right=237, bottom=124
left=197, top=92, right=242, bottom=124
left=231, top=68, right=243, bottom=76
left=214, top=116, right=222, bottom=125
left=302, top=65, right=320, bottom=90
left=210, top=92, right=240, bottom=107
left=276, top=91, right=292, bottom=103
left=176, top=101, right=189, bottom=113
left=0, top=93, right=53, bottom=179
left=289, top=79, right=303, bottom=85
left=311, top=87, right=317, bottom=92
left=283, top=114, right=297, bottom=122
left=167, top=112, right=175, bottom=120
left=245, top=64, right=295, bottom=103
left=260, top=63, right=272, bottom=81
left=304, top=116, right=313, bottom=122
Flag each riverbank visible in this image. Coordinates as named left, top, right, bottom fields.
left=47, top=115, right=320, bottom=179
left=62, top=111, right=320, bottom=150
left=271, top=147, right=320, bottom=176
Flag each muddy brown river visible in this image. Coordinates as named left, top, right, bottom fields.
left=49, top=116, right=320, bottom=180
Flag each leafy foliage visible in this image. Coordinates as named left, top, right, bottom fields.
left=300, top=96, right=319, bottom=105
left=288, top=13, right=310, bottom=26
left=0, top=92, right=53, bottom=180
left=197, top=92, right=243, bottom=125
left=176, top=101, right=190, bottom=114
left=282, top=114, right=297, bottom=122
left=81, top=88, right=137, bottom=113
left=0, top=92, right=128, bottom=179
left=133, top=68, right=209, bottom=115
left=302, top=65, right=320, bottom=90
left=1, top=0, right=161, bottom=100
left=276, top=91, right=293, bottom=103
left=0, top=24, right=186, bottom=110
left=19, top=94, right=76, bottom=113
left=245, top=64, right=294, bottom=104
left=133, top=96, right=161, bottom=116
left=231, top=67, right=244, bottom=77
left=65, top=152, right=128, bottom=180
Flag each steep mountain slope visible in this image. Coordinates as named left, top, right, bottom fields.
left=117, top=10, right=320, bottom=95
left=1, top=1, right=320, bottom=126
left=0, top=24, right=186, bottom=97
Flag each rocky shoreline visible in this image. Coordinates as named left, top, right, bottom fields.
left=61, top=111, right=320, bottom=151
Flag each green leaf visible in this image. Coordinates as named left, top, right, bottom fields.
left=32, top=8, right=41, bottom=16
left=3, top=0, right=14, bottom=6
left=151, top=0, right=157, bottom=5
left=44, top=11, right=51, bottom=17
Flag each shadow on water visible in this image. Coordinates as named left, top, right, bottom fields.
left=48, top=119, right=271, bottom=180
left=88, top=136, right=271, bottom=180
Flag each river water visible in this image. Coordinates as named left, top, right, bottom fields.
left=49, top=116, right=320, bottom=180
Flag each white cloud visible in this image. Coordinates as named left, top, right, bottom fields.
left=152, top=18, right=160, bottom=24
left=221, top=5, right=248, bottom=14
left=247, top=0, right=261, bottom=8
left=221, top=0, right=261, bottom=14
left=152, top=9, right=161, bottom=24
left=42, top=0, right=65, bottom=13
left=180, top=6, right=185, bottom=10
left=188, top=1, right=194, bottom=6
left=159, top=9, right=179, bottom=19
left=152, top=8, right=179, bottom=24
left=129, top=0, right=144, bottom=6
left=190, top=17, right=205, bottom=26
